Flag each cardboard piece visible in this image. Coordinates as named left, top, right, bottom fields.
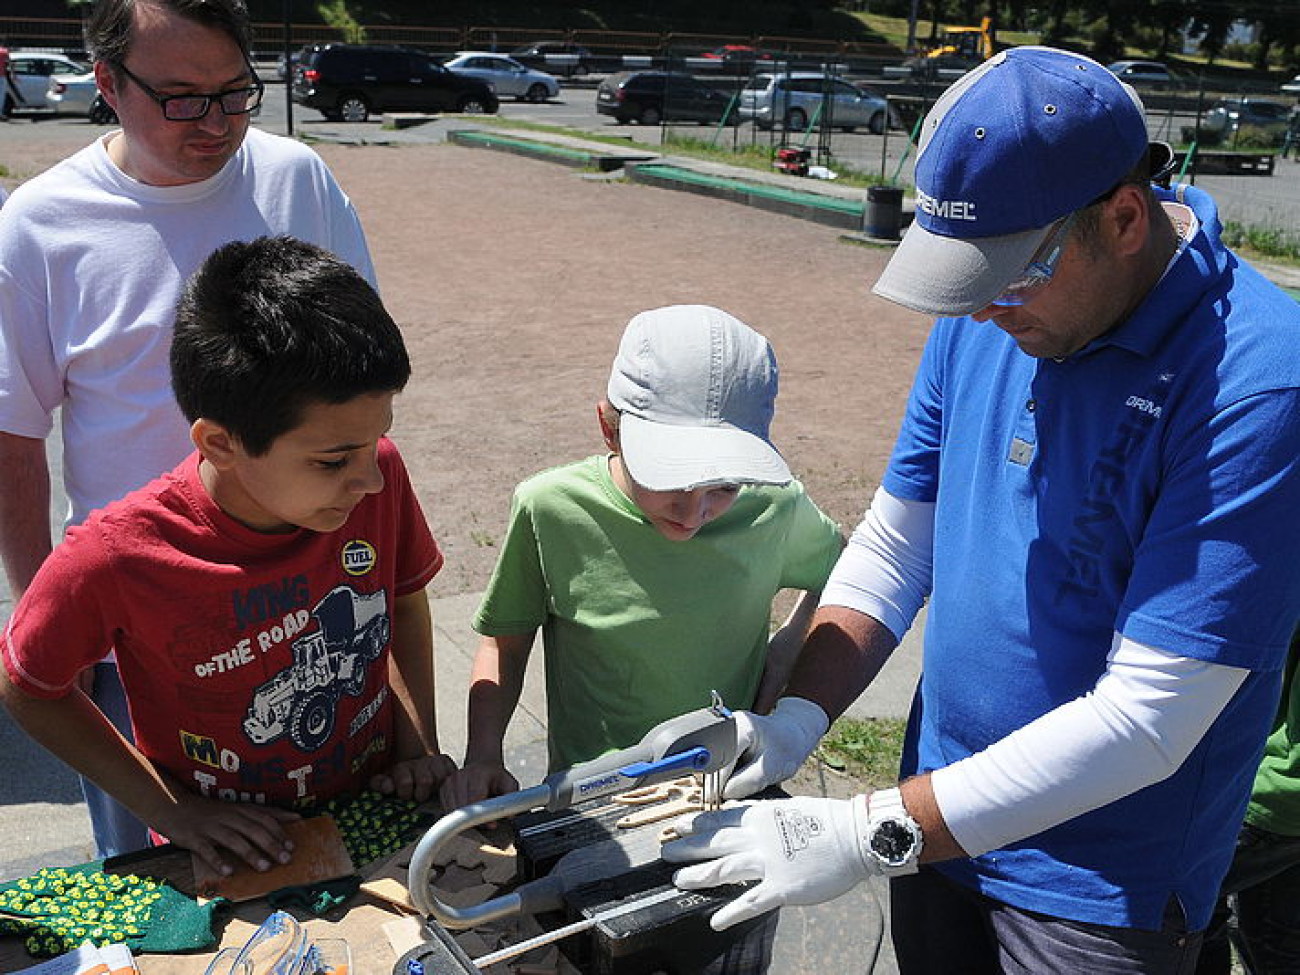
left=192, top=815, right=355, bottom=902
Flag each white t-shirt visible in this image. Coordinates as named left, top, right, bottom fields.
left=0, top=127, right=375, bottom=525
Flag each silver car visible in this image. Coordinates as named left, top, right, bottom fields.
left=44, top=70, right=102, bottom=117
left=738, top=72, right=891, bottom=133
left=442, top=52, right=560, bottom=103
left=8, top=51, right=90, bottom=110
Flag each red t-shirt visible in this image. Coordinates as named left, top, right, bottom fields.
left=2, top=438, right=442, bottom=808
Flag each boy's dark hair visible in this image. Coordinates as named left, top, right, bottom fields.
left=87, top=0, right=252, bottom=66
left=171, top=235, right=410, bottom=456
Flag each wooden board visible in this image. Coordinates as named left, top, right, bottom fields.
left=191, top=815, right=355, bottom=902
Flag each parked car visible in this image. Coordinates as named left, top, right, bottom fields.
left=292, top=43, right=498, bottom=122
left=276, top=45, right=314, bottom=81
left=1202, top=97, right=1292, bottom=146
left=44, top=69, right=103, bottom=117
left=7, top=51, right=90, bottom=110
left=739, top=72, right=892, bottom=133
left=442, top=52, right=559, bottom=103
left=88, top=91, right=118, bottom=125
left=1106, top=60, right=1175, bottom=86
left=510, top=41, right=594, bottom=78
left=1281, top=75, right=1300, bottom=95
left=596, top=70, right=736, bottom=126
left=700, top=44, right=773, bottom=73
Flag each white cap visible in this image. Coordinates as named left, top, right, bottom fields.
left=607, top=304, right=792, bottom=492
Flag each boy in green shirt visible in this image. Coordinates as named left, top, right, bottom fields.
left=441, top=304, right=841, bottom=973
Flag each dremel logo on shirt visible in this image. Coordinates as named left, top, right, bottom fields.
left=1056, top=373, right=1175, bottom=603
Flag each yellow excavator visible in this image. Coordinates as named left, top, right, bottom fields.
left=903, top=17, right=996, bottom=79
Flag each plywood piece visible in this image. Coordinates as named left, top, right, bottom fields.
left=437, top=863, right=485, bottom=893
left=360, top=875, right=416, bottom=912
left=382, top=914, right=425, bottom=957
left=192, top=815, right=354, bottom=902
left=480, top=852, right=518, bottom=886
left=438, top=882, right=497, bottom=909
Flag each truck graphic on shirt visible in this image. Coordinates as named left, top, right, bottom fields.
left=243, top=585, right=390, bottom=751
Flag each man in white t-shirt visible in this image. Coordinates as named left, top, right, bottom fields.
left=0, top=0, right=375, bottom=858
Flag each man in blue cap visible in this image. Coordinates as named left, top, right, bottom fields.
left=662, top=46, right=1300, bottom=970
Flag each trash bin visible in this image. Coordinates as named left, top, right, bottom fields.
left=863, top=184, right=904, bottom=240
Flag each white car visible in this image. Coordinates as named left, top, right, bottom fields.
left=1282, top=75, right=1300, bottom=95
left=1106, top=60, right=1175, bottom=87
left=442, top=52, right=560, bottom=103
left=45, top=70, right=109, bottom=119
left=7, top=51, right=90, bottom=110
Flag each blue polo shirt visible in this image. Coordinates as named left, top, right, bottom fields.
left=885, top=185, right=1300, bottom=930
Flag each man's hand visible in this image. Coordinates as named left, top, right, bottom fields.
left=723, top=697, right=829, bottom=799
left=439, top=759, right=520, bottom=812
left=662, top=795, right=876, bottom=930
left=152, top=794, right=302, bottom=879
left=370, top=752, right=458, bottom=804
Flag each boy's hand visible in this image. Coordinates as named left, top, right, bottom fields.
left=154, top=794, right=301, bottom=879
left=370, top=752, right=457, bottom=804
left=439, top=760, right=520, bottom=812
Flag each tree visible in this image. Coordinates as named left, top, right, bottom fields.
left=317, top=0, right=365, bottom=43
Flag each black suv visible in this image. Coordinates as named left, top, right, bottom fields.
left=292, top=43, right=498, bottom=122
left=596, top=71, right=736, bottom=126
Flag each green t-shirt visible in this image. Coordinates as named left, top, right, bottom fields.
left=474, top=454, right=842, bottom=771
left=1246, top=631, right=1300, bottom=835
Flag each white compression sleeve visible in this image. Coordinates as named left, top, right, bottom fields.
left=820, top=486, right=934, bottom=642
left=931, top=634, right=1248, bottom=857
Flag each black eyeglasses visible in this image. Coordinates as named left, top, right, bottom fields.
left=116, top=61, right=264, bottom=121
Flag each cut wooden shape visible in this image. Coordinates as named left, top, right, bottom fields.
left=439, top=882, right=497, bottom=909
left=480, top=854, right=518, bottom=886
left=382, top=914, right=425, bottom=957
left=614, top=790, right=703, bottom=829
left=360, top=875, right=416, bottom=912
left=192, top=815, right=355, bottom=902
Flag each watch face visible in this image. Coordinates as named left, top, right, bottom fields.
left=870, top=819, right=915, bottom=865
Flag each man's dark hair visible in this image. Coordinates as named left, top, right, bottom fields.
left=171, top=236, right=410, bottom=456
left=87, top=0, right=252, bottom=66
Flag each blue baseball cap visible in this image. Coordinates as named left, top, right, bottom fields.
left=873, top=47, right=1150, bottom=316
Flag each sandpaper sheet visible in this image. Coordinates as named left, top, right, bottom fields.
left=192, top=815, right=355, bottom=902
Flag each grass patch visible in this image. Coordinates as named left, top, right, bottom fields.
left=662, top=132, right=901, bottom=189
left=817, top=716, right=907, bottom=789
left=1222, top=221, right=1300, bottom=266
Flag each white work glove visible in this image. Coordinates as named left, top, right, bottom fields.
left=723, top=697, right=829, bottom=800
left=663, top=794, right=876, bottom=930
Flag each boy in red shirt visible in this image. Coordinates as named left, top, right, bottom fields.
left=0, top=236, right=453, bottom=878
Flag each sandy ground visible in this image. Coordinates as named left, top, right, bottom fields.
left=307, top=141, right=930, bottom=594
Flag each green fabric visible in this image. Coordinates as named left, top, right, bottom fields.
left=0, top=861, right=219, bottom=958
left=1247, top=631, right=1300, bottom=835
left=267, top=875, right=361, bottom=916
left=311, top=790, right=435, bottom=867
left=474, top=455, right=842, bottom=770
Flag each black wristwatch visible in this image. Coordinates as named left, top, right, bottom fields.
left=865, top=788, right=923, bottom=875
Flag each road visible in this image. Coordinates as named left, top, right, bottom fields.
left=257, top=77, right=1300, bottom=228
